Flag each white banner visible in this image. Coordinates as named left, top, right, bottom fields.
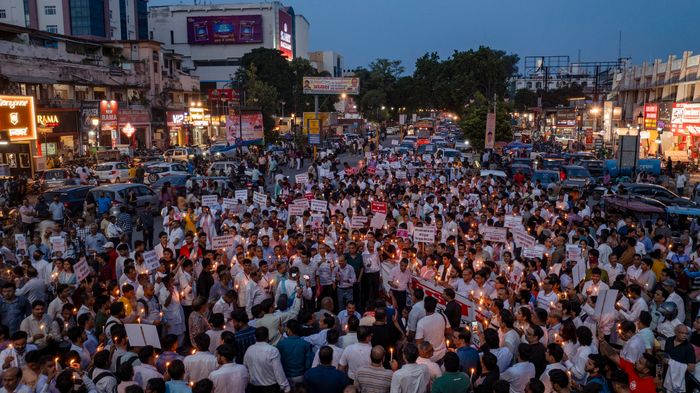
left=253, top=192, right=267, bottom=207
left=310, top=199, right=328, bottom=213
left=202, top=194, right=218, bottom=207
left=482, top=227, right=508, bottom=243
left=522, top=244, right=546, bottom=259
left=235, top=190, right=248, bottom=202
left=504, top=215, right=523, bottom=229
left=512, top=228, right=536, bottom=248
left=222, top=198, right=237, bottom=211
left=295, top=173, right=308, bottom=184
left=413, top=226, right=436, bottom=243
left=351, top=216, right=367, bottom=229
left=143, top=250, right=160, bottom=271
left=395, top=170, right=407, bottom=179
left=289, top=204, right=306, bottom=216
left=50, top=236, right=65, bottom=254
left=566, top=244, right=582, bottom=262
left=370, top=213, right=386, bottom=229
left=212, top=235, right=235, bottom=249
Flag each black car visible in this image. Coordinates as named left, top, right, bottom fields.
left=618, top=183, right=696, bottom=207
left=42, top=185, right=94, bottom=216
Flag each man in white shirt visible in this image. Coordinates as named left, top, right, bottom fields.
left=245, top=269, right=270, bottom=319
left=406, top=289, right=426, bottom=341
left=540, top=344, right=567, bottom=393
left=243, top=327, right=291, bottom=393
left=184, top=333, right=218, bottom=382
left=617, top=284, right=648, bottom=322
left=535, top=277, right=559, bottom=312
left=415, top=342, right=442, bottom=382
left=338, top=325, right=373, bottom=380
left=133, top=346, right=163, bottom=388
left=500, top=343, right=536, bottom=393
left=389, top=342, right=430, bottom=393
left=663, top=279, right=685, bottom=324
left=601, top=253, right=625, bottom=285
left=212, top=290, right=236, bottom=323
left=388, top=259, right=411, bottom=314
left=619, top=321, right=647, bottom=363
left=209, top=344, right=248, bottom=393
left=415, top=296, right=448, bottom=362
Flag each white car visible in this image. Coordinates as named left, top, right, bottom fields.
left=163, top=148, right=191, bottom=162
left=93, top=162, right=130, bottom=183
left=144, top=162, right=189, bottom=184
left=207, top=161, right=239, bottom=176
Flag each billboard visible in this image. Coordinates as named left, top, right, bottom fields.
left=671, top=102, right=700, bottom=135
left=0, top=95, right=37, bottom=141
left=99, top=100, right=118, bottom=131
left=186, top=15, right=263, bottom=45
left=644, top=104, right=658, bottom=130
left=226, top=112, right=264, bottom=145
left=485, top=113, right=496, bottom=149
left=303, top=77, right=360, bottom=95
left=278, top=10, right=293, bottom=60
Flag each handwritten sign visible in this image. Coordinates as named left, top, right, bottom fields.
left=253, top=192, right=267, bottom=207
left=413, top=227, right=436, bottom=243
left=512, top=228, right=536, bottom=248
left=295, top=173, right=308, bottom=184
left=143, top=250, right=160, bottom=271
left=234, top=189, right=248, bottom=202
left=75, top=257, right=90, bottom=282
left=310, top=199, right=328, bottom=213
left=212, top=235, right=235, bottom=249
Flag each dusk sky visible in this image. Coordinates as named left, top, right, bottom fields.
left=150, top=0, right=700, bottom=74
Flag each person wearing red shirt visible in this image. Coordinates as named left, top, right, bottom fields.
left=599, top=337, right=657, bottom=392
left=513, top=171, right=526, bottom=186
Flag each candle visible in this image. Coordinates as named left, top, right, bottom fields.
left=54, top=357, right=59, bottom=369
left=470, top=368, right=475, bottom=380
left=389, top=347, right=394, bottom=361
left=191, top=349, right=197, bottom=355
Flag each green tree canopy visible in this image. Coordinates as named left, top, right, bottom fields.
left=459, top=92, right=513, bottom=149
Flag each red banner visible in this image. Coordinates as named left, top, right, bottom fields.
left=371, top=201, right=387, bottom=215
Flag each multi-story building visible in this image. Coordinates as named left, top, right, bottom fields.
left=0, top=21, right=199, bottom=171
left=610, top=50, right=700, bottom=161
left=0, top=0, right=148, bottom=40
left=149, top=1, right=310, bottom=93
left=309, top=51, right=344, bottom=77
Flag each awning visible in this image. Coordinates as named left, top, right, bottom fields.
left=666, top=206, right=700, bottom=216
left=4, top=74, right=57, bottom=84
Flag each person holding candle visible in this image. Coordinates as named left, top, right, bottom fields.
left=0, top=332, right=35, bottom=370
left=19, top=301, right=53, bottom=347
left=388, top=259, right=411, bottom=315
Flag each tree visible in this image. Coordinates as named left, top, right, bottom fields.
left=459, top=92, right=513, bottom=149
left=237, top=48, right=293, bottom=116
left=355, top=59, right=404, bottom=120
left=513, top=88, right=538, bottom=111
left=245, top=64, right=279, bottom=141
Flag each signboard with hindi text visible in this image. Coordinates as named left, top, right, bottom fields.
left=413, top=227, right=436, bottom=243
left=303, top=77, right=360, bottom=95
left=212, top=235, right=235, bottom=249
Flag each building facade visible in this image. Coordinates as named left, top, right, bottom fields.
left=0, top=21, right=199, bottom=169
left=309, top=51, right=344, bottom=77
left=0, top=0, right=148, bottom=40
left=610, top=51, right=700, bottom=161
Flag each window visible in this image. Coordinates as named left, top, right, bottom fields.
left=46, top=25, right=58, bottom=33
left=45, top=6, right=56, bottom=15
left=0, top=9, right=6, bottom=18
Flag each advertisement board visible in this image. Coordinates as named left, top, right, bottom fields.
left=307, top=119, right=320, bottom=144
left=99, top=100, right=118, bottom=131
left=36, top=109, right=79, bottom=134
left=485, top=113, right=496, bottom=149
left=225, top=112, right=264, bottom=145
left=186, top=15, right=263, bottom=45
left=0, top=95, right=37, bottom=141
left=603, top=101, right=613, bottom=141
left=644, top=104, right=658, bottom=130
left=303, top=77, right=360, bottom=95
left=166, top=111, right=186, bottom=128
left=278, top=10, right=293, bottom=60
left=671, top=102, right=700, bottom=135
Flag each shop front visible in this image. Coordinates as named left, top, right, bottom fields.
left=166, top=110, right=187, bottom=146
left=35, top=108, right=80, bottom=162
left=118, top=108, right=151, bottom=149
left=0, top=95, right=39, bottom=176
left=188, top=107, right=210, bottom=146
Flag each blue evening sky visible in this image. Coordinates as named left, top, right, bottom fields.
left=149, top=0, right=700, bottom=74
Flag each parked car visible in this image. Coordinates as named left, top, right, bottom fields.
left=507, top=164, right=533, bottom=178
left=84, top=183, right=158, bottom=218
left=436, top=148, right=463, bottom=162
left=150, top=175, right=189, bottom=196
left=93, top=162, right=130, bottom=183
left=417, top=144, right=436, bottom=154
left=561, top=165, right=594, bottom=188
left=42, top=185, right=94, bottom=216
left=38, top=169, right=71, bottom=190
left=208, top=144, right=237, bottom=158
left=532, top=170, right=560, bottom=187
left=163, top=148, right=189, bottom=162
left=579, top=159, right=605, bottom=181
left=144, top=162, right=189, bottom=184
left=540, top=158, right=566, bottom=171
left=618, top=183, right=696, bottom=207
left=207, top=161, right=239, bottom=176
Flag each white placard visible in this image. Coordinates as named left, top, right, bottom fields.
left=222, top=198, right=237, bottom=210
left=234, top=189, right=248, bottom=202
left=566, top=244, right=582, bottom=262
left=594, top=289, right=619, bottom=317
left=482, top=227, right=508, bottom=243
left=124, top=323, right=161, bottom=348
left=293, top=198, right=310, bottom=209
left=14, top=234, right=27, bottom=258
left=370, top=213, right=386, bottom=229
left=413, top=226, right=436, bottom=243
left=310, top=214, right=324, bottom=229
left=295, top=173, right=309, bottom=184
left=50, top=236, right=65, bottom=254
left=391, top=139, right=399, bottom=146
left=522, top=244, right=545, bottom=259
left=74, top=257, right=90, bottom=282
left=390, top=161, right=402, bottom=169
left=211, top=235, right=235, bottom=249
left=310, top=199, right=328, bottom=213
left=253, top=192, right=267, bottom=207
left=504, top=215, right=523, bottom=229
left=512, top=228, right=536, bottom=248
left=319, top=168, right=332, bottom=179
left=143, top=250, right=160, bottom=272
left=289, top=204, right=306, bottom=216
left=571, top=260, right=587, bottom=287
left=202, top=194, right=218, bottom=207
left=395, top=170, right=407, bottom=179
left=351, top=216, right=367, bottom=229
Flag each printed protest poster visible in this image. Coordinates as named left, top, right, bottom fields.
left=253, top=191, right=267, bottom=207
left=512, top=228, right=536, bottom=248
left=466, top=194, right=481, bottom=210
left=371, top=201, right=388, bottom=214
left=295, top=173, right=308, bottom=184
left=522, top=244, right=545, bottom=259
left=566, top=244, right=582, bottom=262
left=289, top=204, right=306, bottom=216
left=234, top=189, right=248, bottom=202
left=310, top=199, right=328, bottom=213
left=310, top=214, right=324, bottom=230
left=143, top=250, right=160, bottom=271
left=222, top=198, right=237, bottom=210
left=50, top=236, right=65, bottom=253
left=351, top=216, right=367, bottom=229
left=14, top=234, right=27, bottom=258
left=482, top=227, right=507, bottom=243
left=504, top=215, right=523, bottom=229
left=202, top=194, right=218, bottom=207
left=212, top=235, right=235, bottom=249
left=396, top=229, right=410, bottom=239
left=413, top=227, right=436, bottom=243
left=370, top=213, right=386, bottom=229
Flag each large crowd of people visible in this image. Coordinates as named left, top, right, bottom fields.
left=0, top=140, right=698, bottom=393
